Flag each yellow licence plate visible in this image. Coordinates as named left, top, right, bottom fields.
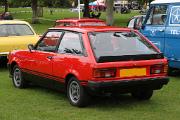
left=120, top=68, right=147, bottom=77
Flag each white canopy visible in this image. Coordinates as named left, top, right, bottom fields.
left=151, top=0, right=180, bottom=4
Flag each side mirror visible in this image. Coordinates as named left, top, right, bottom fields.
left=134, top=17, right=144, bottom=30
left=28, top=44, right=34, bottom=53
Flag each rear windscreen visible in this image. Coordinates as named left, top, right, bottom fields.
left=89, top=31, right=158, bottom=59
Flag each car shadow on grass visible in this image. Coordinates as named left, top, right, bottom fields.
left=88, top=94, right=153, bottom=108
left=169, top=70, right=180, bottom=77
left=24, top=85, right=154, bottom=108
left=0, top=57, right=8, bottom=70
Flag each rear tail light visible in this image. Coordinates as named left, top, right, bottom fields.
left=164, top=64, right=168, bottom=73
left=93, top=68, right=116, bottom=78
left=151, top=64, right=168, bottom=74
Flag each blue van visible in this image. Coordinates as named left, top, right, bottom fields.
left=138, top=0, right=180, bottom=69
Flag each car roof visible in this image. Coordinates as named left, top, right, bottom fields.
left=0, top=20, right=30, bottom=24
left=56, top=18, right=105, bottom=23
left=151, top=0, right=180, bottom=4
left=49, top=26, right=133, bottom=33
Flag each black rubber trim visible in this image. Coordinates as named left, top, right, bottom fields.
left=97, top=53, right=164, bottom=63
left=87, top=77, right=169, bottom=89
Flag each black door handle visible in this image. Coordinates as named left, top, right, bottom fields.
left=47, top=56, right=53, bottom=60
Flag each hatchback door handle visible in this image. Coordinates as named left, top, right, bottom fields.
left=47, top=56, right=53, bottom=60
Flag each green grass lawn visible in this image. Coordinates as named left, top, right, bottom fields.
left=0, top=7, right=180, bottom=120
left=0, top=68, right=180, bottom=120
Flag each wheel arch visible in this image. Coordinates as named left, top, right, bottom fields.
left=10, top=61, right=18, bottom=75
left=65, top=73, right=77, bottom=86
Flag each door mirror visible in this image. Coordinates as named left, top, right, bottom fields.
left=134, top=17, right=143, bottom=30
left=28, top=44, right=34, bottom=52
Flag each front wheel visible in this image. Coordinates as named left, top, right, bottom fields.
left=131, top=90, right=153, bottom=100
left=67, top=77, right=90, bottom=107
left=12, top=65, right=27, bottom=88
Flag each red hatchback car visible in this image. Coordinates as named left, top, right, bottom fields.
left=8, top=26, right=169, bottom=107
left=55, top=18, right=106, bottom=27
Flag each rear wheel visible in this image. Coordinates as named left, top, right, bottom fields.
left=67, top=77, right=90, bottom=107
left=131, top=90, right=153, bottom=100
left=12, top=65, right=27, bottom=88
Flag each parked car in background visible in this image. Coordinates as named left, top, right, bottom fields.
left=0, top=20, right=38, bottom=57
left=8, top=26, right=169, bottom=107
left=55, top=18, right=106, bottom=27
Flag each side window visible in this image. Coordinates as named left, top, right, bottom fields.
left=169, top=6, right=180, bottom=25
left=0, top=25, right=8, bottom=37
left=36, top=31, right=62, bottom=52
left=7, top=24, right=34, bottom=36
left=146, top=5, right=168, bottom=25
left=58, top=32, right=83, bottom=55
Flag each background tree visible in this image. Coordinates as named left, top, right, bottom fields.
left=31, top=0, right=39, bottom=24
left=137, top=0, right=153, bottom=8
left=0, top=0, right=9, bottom=12
left=83, top=0, right=90, bottom=17
left=106, top=0, right=114, bottom=26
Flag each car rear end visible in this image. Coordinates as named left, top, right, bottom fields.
left=86, top=29, right=169, bottom=95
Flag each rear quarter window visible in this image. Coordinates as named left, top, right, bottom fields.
left=169, top=6, right=180, bottom=25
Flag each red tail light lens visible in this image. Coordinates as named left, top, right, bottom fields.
left=151, top=64, right=167, bottom=74
left=93, top=68, right=116, bottom=78
left=164, top=64, right=168, bottom=73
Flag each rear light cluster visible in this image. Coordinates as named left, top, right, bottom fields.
left=150, top=64, right=168, bottom=74
left=93, top=68, right=116, bottom=78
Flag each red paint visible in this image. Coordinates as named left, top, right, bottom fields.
left=55, top=18, right=106, bottom=27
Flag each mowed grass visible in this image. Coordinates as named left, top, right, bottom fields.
left=1, top=67, right=180, bottom=120
left=0, top=7, right=180, bottom=120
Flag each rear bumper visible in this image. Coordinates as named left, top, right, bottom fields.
left=0, top=52, right=9, bottom=56
left=86, top=77, right=169, bottom=94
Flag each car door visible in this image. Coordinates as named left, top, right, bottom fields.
left=52, top=31, right=87, bottom=89
left=23, top=30, right=63, bottom=85
left=140, top=5, right=168, bottom=52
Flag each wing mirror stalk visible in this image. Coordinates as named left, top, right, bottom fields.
left=28, top=44, right=34, bottom=53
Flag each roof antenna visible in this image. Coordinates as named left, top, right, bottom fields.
left=78, top=0, right=81, bottom=20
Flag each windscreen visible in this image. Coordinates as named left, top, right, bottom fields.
left=89, top=31, right=158, bottom=59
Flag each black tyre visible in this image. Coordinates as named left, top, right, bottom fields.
left=67, top=77, right=90, bottom=107
left=12, top=65, right=27, bottom=88
left=131, top=90, right=153, bottom=100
